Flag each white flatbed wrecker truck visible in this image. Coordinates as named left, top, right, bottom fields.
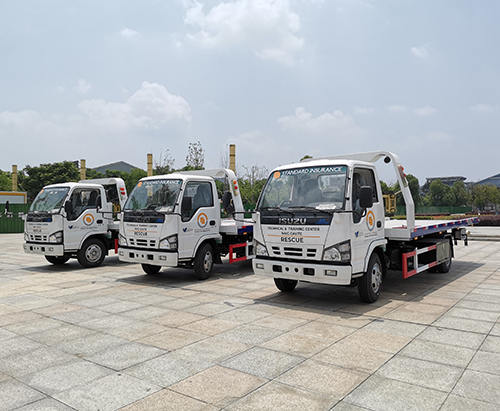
left=23, top=178, right=127, bottom=267
left=118, top=169, right=253, bottom=279
left=252, top=151, right=479, bottom=303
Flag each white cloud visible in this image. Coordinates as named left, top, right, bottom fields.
left=387, top=105, right=407, bottom=113
left=121, top=28, right=139, bottom=39
left=353, top=106, right=373, bottom=114
left=74, top=79, right=91, bottom=94
left=411, top=44, right=430, bottom=59
left=470, top=104, right=499, bottom=113
left=78, top=81, right=191, bottom=129
left=183, top=0, right=305, bottom=65
left=413, top=106, right=438, bottom=117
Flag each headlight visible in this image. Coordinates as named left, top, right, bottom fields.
left=118, top=233, right=128, bottom=247
left=49, top=231, right=63, bottom=244
left=323, top=240, right=350, bottom=263
left=254, top=239, right=268, bottom=257
left=159, top=234, right=178, bottom=251
left=24, top=232, right=30, bottom=242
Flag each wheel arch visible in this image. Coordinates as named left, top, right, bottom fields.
left=79, top=233, right=110, bottom=255
left=363, top=240, right=387, bottom=276
left=193, top=238, right=222, bottom=264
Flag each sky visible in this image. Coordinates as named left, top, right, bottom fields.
left=1, top=0, right=499, bottom=185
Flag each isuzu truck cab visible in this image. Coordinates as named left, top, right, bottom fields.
left=23, top=178, right=127, bottom=267
left=252, top=151, right=478, bottom=303
left=118, top=169, right=253, bottom=279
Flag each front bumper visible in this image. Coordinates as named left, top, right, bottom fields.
left=252, top=257, right=353, bottom=286
left=23, top=242, right=64, bottom=256
left=118, top=247, right=178, bottom=267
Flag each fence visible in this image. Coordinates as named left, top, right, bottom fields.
left=0, top=204, right=29, bottom=233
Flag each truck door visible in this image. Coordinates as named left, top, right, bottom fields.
left=350, top=168, right=384, bottom=274
left=64, top=188, right=103, bottom=251
left=178, top=181, right=219, bottom=259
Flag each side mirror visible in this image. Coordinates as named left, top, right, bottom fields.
left=4, top=201, right=9, bottom=214
left=64, top=200, right=73, bottom=215
left=181, top=196, right=192, bottom=215
left=223, top=191, right=235, bottom=215
left=359, top=186, right=374, bottom=209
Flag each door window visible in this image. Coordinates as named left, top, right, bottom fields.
left=352, top=168, right=378, bottom=224
left=68, top=189, right=100, bottom=221
left=182, top=182, right=213, bottom=221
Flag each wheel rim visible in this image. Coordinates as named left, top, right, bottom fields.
left=85, top=244, right=102, bottom=263
left=371, top=262, right=382, bottom=293
left=203, top=250, right=213, bottom=273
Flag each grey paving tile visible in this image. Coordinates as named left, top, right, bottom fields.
left=432, top=315, right=494, bottom=334
left=362, top=318, right=426, bottom=338
left=226, top=381, right=336, bottom=411
left=18, top=360, right=113, bottom=395
left=120, top=388, right=218, bottom=411
left=218, top=323, right=283, bottom=345
left=400, top=339, right=476, bottom=367
left=51, top=308, right=110, bottom=324
left=138, top=327, right=206, bottom=351
left=446, top=307, right=500, bottom=322
left=440, top=394, right=495, bottom=411
left=0, top=380, right=45, bottom=411
left=0, top=335, right=44, bottom=358
left=453, top=370, right=500, bottom=404
left=222, top=347, right=304, bottom=379
left=0, top=347, right=75, bottom=377
left=417, top=326, right=486, bottom=349
left=15, top=398, right=76, bottom=411
left=3, top=317, right=63, bottom=335
left=469, top=350, right=500, bottom=376
left=85, top=342, right=166, bottom=370
left=54, top=373, right=161, bottom=411
left=376, top=356, right=463, bottom=392
left=480, top=335, right=500, bottom=353
left=27, top=323, right=95, bottom=345
left=55, top=333, right=129, bottom=356
left=344, top=375, right=447, bottom=411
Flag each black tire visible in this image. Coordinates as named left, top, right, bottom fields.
left=77, top=238, right=106, bottom=268
left=142, top=263, right=161, bottom=275
left=45, top=255, right=70, bottom=265
left=436, top=258, right=452, bottom=273
left=274, top=278, right=298, bottom=292
left=358, top=253, right=383, bottom=303
left=194, top=243, right=214, bottom=280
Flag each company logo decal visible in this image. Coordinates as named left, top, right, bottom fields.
left=83, top=213, right=94, bottom=226
left=355, top=231, right=360, bottom=237
left=197, top=213, right=208, bottom=228
left=273, top=171, right=281, bottom=179
left=68, top=225, right=74, bottom=229
left=183, top=228, right=188, bottom=232
left=366, top=210, right=375, bottom=231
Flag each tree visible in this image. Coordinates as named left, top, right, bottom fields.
left=239, top=165, right=269, bottom=206
left=300, top=155, right=312, bottom=162
left=425, top=179, right=452, bottom=207
left=185, top=141, right=205, bottom=170
left=451, top=181, right=471, bottom=206
left=0, top=169, right=11, bottom=191
left=154, top=149, right=175, bottom=175
left=19, top=162, right=80, bottom=202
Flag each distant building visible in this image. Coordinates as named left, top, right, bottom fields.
left=476, top=174, right=500, bottom=188
left=91, top=161, right=143, bottom=174
left=425, top=176, right=467, bottom=187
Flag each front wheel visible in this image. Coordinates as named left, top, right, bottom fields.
left=45, top=255, right=70, bottom=265
left=194, top=243, right=214, bottom=280
left=358, top=253, right=383, bottom=303
left=77, top=238, right=106, bottom=268
left=142, top=263, right=161, bottom=275
left=274, top=278, right=298, bottom=292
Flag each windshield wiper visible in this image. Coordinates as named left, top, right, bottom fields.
left=287, top=206, right=334, bottom=215
left=258, top=206, right=295, bottom=215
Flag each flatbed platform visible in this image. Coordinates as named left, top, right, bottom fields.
left=384, top=217, right=480, bottom=240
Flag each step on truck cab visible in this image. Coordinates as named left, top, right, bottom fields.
left=23, top=178, right=127, bottom=267
left=252, top=151, right=479, bottom=303
left=117, top=169, right=253, bottom=279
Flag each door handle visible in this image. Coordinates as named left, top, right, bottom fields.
left=377, top=221, right=382, bottom=228
left=210, top=220, right=216, bottom=226
left=97, top=219, right=103, bottom=224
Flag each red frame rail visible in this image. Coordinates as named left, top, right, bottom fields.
left=402, top=244, right=437, bottom=279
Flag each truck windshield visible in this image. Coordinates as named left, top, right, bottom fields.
left=125, top=179, right=182, bottom=212
left=30, top=187, right=69, bottom=213
left=257, top=166, right=348, bottom=210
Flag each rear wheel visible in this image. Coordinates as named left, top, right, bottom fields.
left=194, top=243, right=214, bottom=280
left=436, top=258, right=452, bottom=273
left=77, top=238, right=106, bottom=268
left=274, top=278, right=298, bottom=292
left=142, top=263, right=161, bottom=275
left=358, top=253, right=383, bottom=303
left=45, top=255, right=70, bottom=265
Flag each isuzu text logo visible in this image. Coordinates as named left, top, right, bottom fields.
left=279, top=217, right=306, bottom=225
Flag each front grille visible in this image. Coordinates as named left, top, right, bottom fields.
left=28, top=234, right=48, bottom=242
left=270, top=246, right=318, bottom=259
left=129, top=238, right=157, bottom=248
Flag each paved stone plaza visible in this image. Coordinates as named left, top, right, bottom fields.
left=1, top=232, right=500, bottom=410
